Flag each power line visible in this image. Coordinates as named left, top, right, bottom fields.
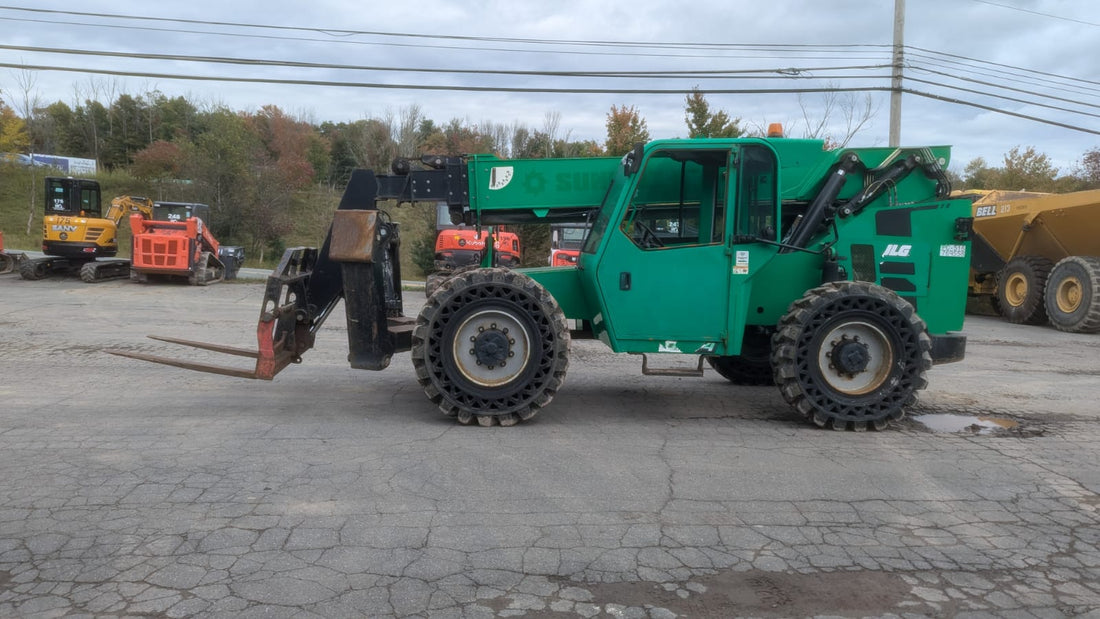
left=905, top=52, right=1100, bottom=99
left=909, top=46, right=1100, bottom=89
left=907, top=66, right=1100, bottom=112
left=905, top=87, right=1100, bottom=136
left=0, top=43, right=891, bottom=80
left=906, top=76, right=1100, bottom=121
left=3, top=59, right=1097, bottom=136
left=0, top=61, right=893, bottom=96
left=0, top=5, right=897, bottom=53
left=969, top=0, right=1100, bottom=28
left=0, top=15, right=895, bottom=63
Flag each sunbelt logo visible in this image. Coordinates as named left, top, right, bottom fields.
left=882, top=244, right=912, bottom=258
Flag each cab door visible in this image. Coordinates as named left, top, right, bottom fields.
left=595, top=147, right=734, bottom=353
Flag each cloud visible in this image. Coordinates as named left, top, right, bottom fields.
left=1, top=0, right=1097, bottom=171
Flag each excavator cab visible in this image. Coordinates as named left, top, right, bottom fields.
left=46, top=177, right=102, bottom=218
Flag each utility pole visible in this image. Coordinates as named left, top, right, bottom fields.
left=889, top=0, right=906, bottom=147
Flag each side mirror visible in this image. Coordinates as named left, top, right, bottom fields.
left=622, top=142, right=645, bottom=176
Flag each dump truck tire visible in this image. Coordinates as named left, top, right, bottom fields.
left=411, top=267, right=570, bottom=426
left=771, top=281, right=931, bottom=431
left=707, top=329, right=775, bottom=386
left=996, top=256, right=1052, bottom=325
left=1044, top=256, right=1100, bottom=333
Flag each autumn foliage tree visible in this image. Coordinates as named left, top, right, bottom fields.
left=132, top=140, right=182, bottom=180
left=605, top=104, right=650, bottom=156
left=0, top=96, right=29, bottom=153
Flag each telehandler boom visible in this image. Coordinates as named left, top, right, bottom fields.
left=111, top=135, right=973, bottom=430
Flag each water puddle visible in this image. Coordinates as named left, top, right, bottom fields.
left=912, top=413, right=1019, bottom=435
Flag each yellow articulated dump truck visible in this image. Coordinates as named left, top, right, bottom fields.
left=961, top=188, right=1100, bottom=333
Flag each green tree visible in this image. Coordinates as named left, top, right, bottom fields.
left=1072, top=147, right=1100, bottom=189
left=179, top=108, right=259, bottom=243
left=1001, top=146, right=1058, bottom=192
left=684, top=88, right=743, bottom=138
left=103, top=94, right=151, bottom=169
left=962, top=157, right=1000, bottom=189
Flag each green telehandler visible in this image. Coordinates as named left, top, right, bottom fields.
left=110, top=133, right=973, bottom=430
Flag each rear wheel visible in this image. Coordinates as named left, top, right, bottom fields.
left=771, top=281, right=931, bottom=431
left=996, top=256, right=1052, bottom=325
left=411, top=268, right=569, bottom=426
left=0, top=254, right=12, bottom=274
left=707, top=329, right=774, bottom=386
left=1044, top=256, right=1100, bottom=333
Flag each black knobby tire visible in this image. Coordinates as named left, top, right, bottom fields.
left=411, top=267, right=570, bottom=426
left=1044, top=256, right=1100, bottom=333
left=707, top=328, right=775, bottom=386
left=425, top=264, right=479, bottom=299
left=19, top=258, right=48, bottom=281
left=771, top=281, right=932, bottom=431
left=996, top=256, right=1053, bottom=325
left=79, top=261, right=98, bottom=283
left=424, top=272, right=447, bottom=298
left=0, top=254, right=12, bottom=275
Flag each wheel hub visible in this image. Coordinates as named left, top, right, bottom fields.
left=472, top=329, right=511, bottom=367
left=1055, top=276, right=1082, bottom=313
left=818, top=320, right=894, bottom=395
left=451, top=308, right=531, bottom=388
left=831, top=337, right=870, bottom=375
left=1005, top=273, right=1028, bottom=307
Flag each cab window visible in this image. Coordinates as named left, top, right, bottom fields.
left=619, top=149, right=729, bottom=249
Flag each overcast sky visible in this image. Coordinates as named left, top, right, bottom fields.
left=2, top=0, right=1098, bottom=176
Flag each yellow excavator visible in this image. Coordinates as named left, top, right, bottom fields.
left=20, top=177, right=155, bottom=282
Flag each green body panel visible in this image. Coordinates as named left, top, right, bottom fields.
left=466, top=155, right=620, bottom=222
left=503, top=137, right=970, bottom=357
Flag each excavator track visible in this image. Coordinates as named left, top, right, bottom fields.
left=79, top=260, right=132, bottom=283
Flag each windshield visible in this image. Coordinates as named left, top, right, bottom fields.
left=581, top=175, right=625, bottom=254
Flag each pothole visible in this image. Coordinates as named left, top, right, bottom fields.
left=912, top=413, right=1020, bottom=435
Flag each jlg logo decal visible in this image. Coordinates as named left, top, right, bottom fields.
left=882, top=244, right=912, bottom=257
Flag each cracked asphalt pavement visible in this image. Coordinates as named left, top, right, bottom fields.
left=1, top=275, right=1099, bottom=618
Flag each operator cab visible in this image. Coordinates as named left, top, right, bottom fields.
left=45, top=176, right=102, bottom=218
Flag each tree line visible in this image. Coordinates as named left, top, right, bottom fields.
left=2, top=82, right=1098, bottom=273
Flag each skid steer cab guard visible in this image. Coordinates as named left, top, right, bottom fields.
left=110, top=138, right=972, bottom=431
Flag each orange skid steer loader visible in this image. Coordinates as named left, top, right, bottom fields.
left=129, top=202, right=225, bottom=285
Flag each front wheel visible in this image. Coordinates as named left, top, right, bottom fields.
left=411, top=268, right=570, bottom=426
left=1044, top=255, right=1100, bottom=333
left=771, top=281, right=932, bottom=431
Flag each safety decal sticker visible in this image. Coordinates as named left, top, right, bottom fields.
left=658, top=341, right=682, bottom=353
left=733, top=250, right=750, bottom=275
left=489, top=166, right=514, bottom=190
